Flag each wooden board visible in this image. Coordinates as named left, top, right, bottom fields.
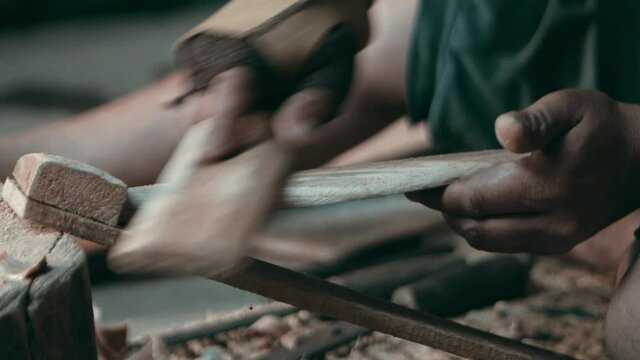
left=253, top=195, right=446, bottom=269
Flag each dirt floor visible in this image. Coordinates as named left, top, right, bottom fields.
left=164, top=257, right=614, bottom=360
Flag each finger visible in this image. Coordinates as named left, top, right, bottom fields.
left=271, top=88, right=336, bottom=144
left=196, top=67, right=257, bottom=161
left=405, top=187, right=446, bottom=210
left=495, top=89, right=589, bottom=153
left=444, top=214, right=575, bottom=254
left=439, top=161, right=550, bottom=218
left=271, top=25, right=357, bottom=142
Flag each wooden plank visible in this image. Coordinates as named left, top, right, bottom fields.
left=254, top=195, right=446, bottom=268
left=256, top=322, right=371, bottom=360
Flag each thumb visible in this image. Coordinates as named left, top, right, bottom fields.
left=495, top=90, right=586, bottom=153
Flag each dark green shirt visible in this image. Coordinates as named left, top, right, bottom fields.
left=408, top=0, right=640, bottom=151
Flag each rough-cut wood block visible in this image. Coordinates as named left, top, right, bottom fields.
left=2, top=177, right=120, bottom=246
left=0, top=190, right=97, bottom=359
left=12, top=153, right=127, bottom=226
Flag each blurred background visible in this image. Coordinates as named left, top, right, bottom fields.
left=0, top=0, right=224, bottom=134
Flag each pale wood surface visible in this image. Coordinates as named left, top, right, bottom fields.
left=125, top=149, right=522, bottom=212
left=2, top=178, right=120, bottom=246
left=12, top=153, right=127, bottom=226
left=284, top=150, right=521, bottom=207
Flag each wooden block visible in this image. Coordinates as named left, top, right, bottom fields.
left=255, top=322, right=371, bottom=360
left=2, top=177, right=120, bottom=246
left=0, top=191, right=96, bottom=359
left=284, top=150, right=521, bottom=207
left=12, top=153, right=127, bottom=226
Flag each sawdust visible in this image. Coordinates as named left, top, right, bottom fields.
left=328, top=257, right=614, bottom=360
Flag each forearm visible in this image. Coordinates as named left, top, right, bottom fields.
left=0, top=71, right=197, bottom=186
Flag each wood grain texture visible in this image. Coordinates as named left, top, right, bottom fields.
left=2, top=178, right=120, bottom=246
left=283, top=150, right=521, bottom=207
left=0, top=191, right=96, bottom=360
left=123, top=150, right=522, bottom=214
left=12, top=153, right=127, bottom=226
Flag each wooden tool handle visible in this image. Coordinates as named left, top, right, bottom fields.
left=217, top=258, right=573, bottom=360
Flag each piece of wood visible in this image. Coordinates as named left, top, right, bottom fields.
left=256, top=322, right=371, bottom=360
left=284, top=150, right=521, bottom=207
left=130, top=253, right=460, bottom=348
left=12, top=153, right=127, bottom=226
left=253, top=195, right=446, bottom=269
left=328, top=253, right=464, bottom=299
left=180, top=0, right=370, bottom=76
left=2, top=177, right=121, bottom=246
left=392, top=255, right=533, bottom=317
left=0, top=192, right=96, bottom=360
left=122, top=150, right=522, bottom=214
left=214, top=258, right=572, bottom=360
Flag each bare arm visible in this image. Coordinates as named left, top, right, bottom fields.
left=0, top=0, right=416, bottom=186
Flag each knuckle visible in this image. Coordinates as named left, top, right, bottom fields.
left=462, top=190, right=488, bottom=217
left=459, top=223, right=488, bottom=250
left=520, top=108, right=551, bottom=137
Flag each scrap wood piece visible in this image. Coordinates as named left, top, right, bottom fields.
left=0, top=251, right=47, bottom=283
left=283, top=150, right=522, bottom=207
left=2, top=177, right=121, bottom=246
left=256, top=322, right=371, bottom=360
left=11, top=153, right=127, bottom=226
left=0, top=193, right=96, bottom=360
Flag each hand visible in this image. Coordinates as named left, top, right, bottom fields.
left=408, top=89, right=640, bottom=254
left=178, top=26, right=359, bottom=168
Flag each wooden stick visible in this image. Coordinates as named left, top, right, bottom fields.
left=123, top=150, right=522, bottom=213
left=215, top=258, right=573, bottom=360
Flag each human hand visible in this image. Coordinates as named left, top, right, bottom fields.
left=408, top=89, right=640, bottom=254
left=178, top=24, right=361, bottom=168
